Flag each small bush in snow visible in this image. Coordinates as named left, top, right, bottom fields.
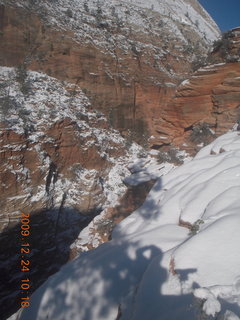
left=131, top=44, right=141, bottom=57
left=71, top=163, right=84, bottom=176
left=192, top=55, right=207, bottom=71
left=189, top=219, right=204, bottom=236
left=157, top=148, right=184, bottom=165
left=226, top=55, right=239, bottom=63
left=195, top=19, right=199, bottom=28
left=16, top=64, right=31, bottom=95
left=137, top=149, right=148, bottom=158
left=65, top=9, right=73, bottom=18
left=0, top=96, right=21, bottom=119
left=212, top=31, right=233, bottom=61
left=190, top=123, right=215, bottom=146
left=95, top=219, right=114, bottom=237
left=83, top=1, right=89, bottom=12
left=124, top=137, right=133, bottom=150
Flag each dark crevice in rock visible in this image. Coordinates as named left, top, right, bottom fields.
left=106, top=180, right=156, bottom=242
left=0, top=206, right=99, bottom=320
left=45, top=162, right=58, bottom=194
left=184, top=125, right=193, bottom=132
left=151, top=144, right=163, bottom=150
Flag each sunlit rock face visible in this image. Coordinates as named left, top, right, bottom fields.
left=158, top=28, right=240, bottom=150
left=158, top=62, right=240, bottom=148
left=0, top=0, right=220, bottom=144
left=0, top=67, right=132, bottom=230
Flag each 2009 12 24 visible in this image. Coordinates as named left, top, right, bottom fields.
left=20, top=212, right=31, bottom=308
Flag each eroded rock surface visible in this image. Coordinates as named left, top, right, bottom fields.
left=0, top=0, right=220, bottom=143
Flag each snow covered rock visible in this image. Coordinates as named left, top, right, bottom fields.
left=160, top=60, right=240, bottom=147
left=17, top=131, right=240, bottom=320
left=0, top=0, right=220, bottom=147
left=0, top=66, right=144, bottom=319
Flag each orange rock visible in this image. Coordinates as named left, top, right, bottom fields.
left=159, top=62, right=240, bottom=148
left=0, top=5, right=206, bottom=145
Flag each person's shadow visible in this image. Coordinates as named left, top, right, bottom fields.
left=0, top=206, right=99, bottom=320
left=18, top=235, right=203, bottom=320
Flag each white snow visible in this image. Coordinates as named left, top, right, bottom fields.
left=0, top=66, right=145, bottom=214
left=124, top=157, right=174, bottom=186
left=1, top=0, right=220, bottom=82
left=14, top=131, right=240, bottom=320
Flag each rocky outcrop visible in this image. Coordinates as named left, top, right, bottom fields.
left=2, top=2, right=240, bottom=319
left=0, top=67, right=142, bottom=320
left=70, top=178, right=156, bottom=255
left=0, top=68, right=133, bottom=231
left=211, top=27, right=240, bottom=63
left=155, top=28, right=240, bottom=149
left=0, top=119, right=112, bottom=230
left=157, top=62, right=240, bottom=147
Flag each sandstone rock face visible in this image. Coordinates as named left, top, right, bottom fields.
left=158, top=62, right=240, bottom=149
left=0, top=67, right=134, bottom=230
left=0, top=0, right=220, bottom=143
left=154, top=28, right=240, bottom=149
left=1, top=2, right=238, bottom=319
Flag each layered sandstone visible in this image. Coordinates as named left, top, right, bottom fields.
left=0, top=68, right=133, bottom=231
left=0, top=0, right=220, bottom=144
left=0, top=67, right=141, bottom=319
left=154, top=28, right=240, bottom=149
left=1, top=2, right=238, bottom=319
left=154, top=62, right=240, bottom=149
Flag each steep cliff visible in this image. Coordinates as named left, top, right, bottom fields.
left=0, top=66, right=143, bottom=319
left=156, top=28, right=240, bottom=150
left=0, top=0, right=220, bottom=142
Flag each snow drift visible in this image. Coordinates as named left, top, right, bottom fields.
left=16, top=131, right=240, bottom=320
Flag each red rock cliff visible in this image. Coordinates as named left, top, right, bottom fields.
left=0, top=0, right=220, bottom=144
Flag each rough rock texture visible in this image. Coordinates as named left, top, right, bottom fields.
left=158, top=62, right=240, bottom=147
left=70, top=178, right=156, bottom=256
left=210, top=27, right=240, bottom=64
left=156, top=28, right=240, bottom=149
left=0, top=0, right=220, bottom=143
left=0, top=67, right=142, bottom=320
left=0, top=119, right=112, bottom=230
left=2, top=1, right=239, bottom=319
left=0, top=67, right=133, bottom=232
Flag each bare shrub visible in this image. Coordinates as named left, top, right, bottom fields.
left=157, top=148, right=184, bottom=165
left=65, top=8, right=73, bottom=18
left=95, top=219, right=114, bottom=237
left=0, top=96, right=21, bottom=118
left=189, top=219, right=204, bottom=236
left=190, top=122, right=215, bottom=145
left=16, top=64, right=31, bottom=95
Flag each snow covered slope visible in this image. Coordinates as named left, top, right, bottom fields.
left=0, top=66, right=141, bottom=222
left=17, top=131, right=240, bottom=320
left=8, top=0, right=219, bottom=45
left=0, top=65, right=144, bottom=319
left=0, top=0, right=221, bottom=148
left=1, top=0, right=220, bottom=80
